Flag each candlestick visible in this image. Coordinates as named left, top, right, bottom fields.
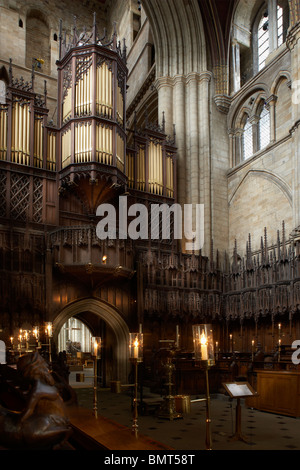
left=192, top=324, right=214, bottom=450
left=129, top=332, right=143, bottom=437
left=91, top=337, right=101, bottom=418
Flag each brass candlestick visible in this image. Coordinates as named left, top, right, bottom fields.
left=158, top=352, right=182, bottom=420
left=192, top=324, right=215, bottom=450
left=130, top=357, right=140, bottom=437
left=204, top=361, right=212, bottom=450
left=129, top=333, right=143, bottom=437
left=91, top=336, right=101, bottom=419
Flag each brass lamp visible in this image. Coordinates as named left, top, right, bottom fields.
left=192, top=324, right=214, bottom=450
left=129, top=332, right=143, bottom=437
left=91, top=336, right=101, bottom=418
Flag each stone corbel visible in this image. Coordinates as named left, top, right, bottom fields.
left=214, top=94, right=231, bottom=114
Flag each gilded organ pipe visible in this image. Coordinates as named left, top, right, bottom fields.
left=96, top=123, right=113, bottom=165
left=12, top=102, right=30, bottom=165
left=96, top=62, right=112, bottom=117
left=62, top=127, right=71, bottom=168
left=63, top=86, right=72, bottom=122
left=116, top=133, right=124, bottom=171
left=34, top=116, right=43, bottom=168
left=0, top=107, right=7, bottom=160
left=47, top=131, right=56, bottom=171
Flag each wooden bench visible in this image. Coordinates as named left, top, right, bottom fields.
left=67, top=406, right=173, bottom=450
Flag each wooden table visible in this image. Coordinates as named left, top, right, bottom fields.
left=67, top=406, right=174, bottom=450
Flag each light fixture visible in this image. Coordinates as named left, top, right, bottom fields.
left=192, top=324, right=214, bottom=450
left=129, top=332, right=143, bottom=437
left=91, top=336, right=102, bottom=418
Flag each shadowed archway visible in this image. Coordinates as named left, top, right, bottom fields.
left=53, top=298, right=130, bottom=384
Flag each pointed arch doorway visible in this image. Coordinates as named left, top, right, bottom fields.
left=53, top=298, right=130, bottom=384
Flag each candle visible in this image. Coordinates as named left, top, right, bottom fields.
left=133, top=337, right=139, bottom=359
left=278, top=323, right=281, bottom=330
left=200, top=332, right=208, bottom=360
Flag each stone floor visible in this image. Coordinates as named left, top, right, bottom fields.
left=70, top=371, right=300, bottom=451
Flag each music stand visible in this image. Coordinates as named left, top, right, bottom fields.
left=223, top=382, right=258, bottom=444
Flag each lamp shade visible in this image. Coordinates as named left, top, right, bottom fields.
left=129, top=333, right=143, bottom=361
left=91, top=336, right=101, bottom=359
left=192, top=324, right=215, bottom=366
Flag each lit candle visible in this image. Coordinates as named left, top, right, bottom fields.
left=46, top=323, right=52, bottom=336
left=200, top=332, right=208, bottom=360
left=33, top=327, right=39, bottom=340
left=278, top=323, right=281, bottom=331
left=133, top=337, right=139, bottom=359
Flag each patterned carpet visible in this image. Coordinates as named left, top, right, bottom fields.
left=73, top=386, right=300, bottom=451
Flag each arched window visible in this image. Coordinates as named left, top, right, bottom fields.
left=243, top=117, right=253, bottom=160
left=256, top=1, right=289, bottom=72
left=258, top=10, right=269, bottom=71
left=258, top=104, right=271, bottom=149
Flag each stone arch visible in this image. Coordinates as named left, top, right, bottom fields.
left=142, top=0, right=207, bottom=78
left=270, top=70, right=292, bottom=95
left=53, top=298, right=130, bottom=383
left=228, top=84, right=270, bottom=129
left=229, top=169, right=293, bottom=207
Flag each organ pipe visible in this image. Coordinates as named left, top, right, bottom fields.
left=61, top=127, right=71, bottom=168
left=11, top=102, right=30, bottom=165
left=96, top=62, right=113, bottom=117
left=0, top=107, right=7, bottom=160
left=47, top=131, right=56, bottom=171
left=34, top=115, right=43, bottom=168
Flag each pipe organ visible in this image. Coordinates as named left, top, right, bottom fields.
left=0, top=63, right=57, bottom=171
left=126, top=127, right=176, bottom=198
left=0, top=16, right=177, bottom=231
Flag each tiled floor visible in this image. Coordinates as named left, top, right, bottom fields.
left=72, top=380, right=300, bottom=451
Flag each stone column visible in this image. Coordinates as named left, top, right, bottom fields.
left=232, top=40, right=241, bottom=93
left=287, top=20, right=300, bottom=227
left=173, top=75, right=186, bottom=207
left=266, top=94, right=278, bottom=143
left=268, top=0, right=278, bottom=52
left=186, top=72, right=200, bottom=207
left=155, top=76, right=174, bottom=136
